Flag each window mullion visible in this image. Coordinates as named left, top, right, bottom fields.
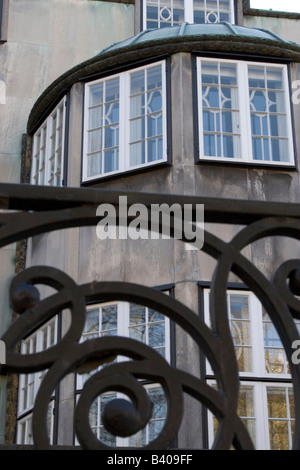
left=184, top=0, right=193, bottom=23
left=283, top=65, right=295, bottom=163
left=45, top=116, right=52, bottom=185
left=196, top=58, right=205, bottom=159
left=83, top=87, right=90, bottom=181
left=120, top=73, right=128, bottom=173
left=251, top=294, right=264, bottom=377
left=239, top=62, right=252, bottom=162
left=230, top=0, right=235, bottom=23
left=60, top=98, right=66, bottom=186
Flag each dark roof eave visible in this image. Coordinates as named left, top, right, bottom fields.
left=27, top=34, right=300, bottom=134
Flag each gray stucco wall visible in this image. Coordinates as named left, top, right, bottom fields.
left=0, top=0, right=134, bottom=444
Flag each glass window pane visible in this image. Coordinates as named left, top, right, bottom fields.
left=147, top=66, right=162, bottom=90
left=130, top=117, right=146, bottom=142
left=101, top=305, right=118, bottom=334
left=131, top=70, right=145, bottom=95
left=149, top=322, right=165, bottom=348
left=90, top=83, right=103, bottom=107
left=105, top=79, right=119, bottom=103
left=265, top=348, right=286, bottom=374
left=87, top=152, right=102, bottom=178
left=200, top=61, right=240, bottom=159
left=269, top=420, right=290, bottom=450
left=130, top=141, right=145, bottom=167
left=148, top=136, right=163, bottom=161
left=229, top=295, right=249, bottom=319
left=130, top=304, right=146, bottom=325
left=248, top=64, right=289, bottom=162
left=267, top=388, right=287, bottom=418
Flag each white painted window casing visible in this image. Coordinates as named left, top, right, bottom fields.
left=82, top=61, right=167, bottom=182
left=197, top=58, right=295, bottom=166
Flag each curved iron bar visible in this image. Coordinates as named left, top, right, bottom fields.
left=0, top=183, right=300, bottom=449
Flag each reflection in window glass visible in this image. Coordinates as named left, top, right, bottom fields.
left=267, top=387, right=295, bottom=450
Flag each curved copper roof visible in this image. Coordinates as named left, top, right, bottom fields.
left=27, top=23, right=300, bottom=133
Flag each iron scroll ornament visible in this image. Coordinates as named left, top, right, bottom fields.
left=0, top=183, right=300, bottom=449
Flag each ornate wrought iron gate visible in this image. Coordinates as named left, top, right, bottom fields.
left=0, top=182, right=300, bottom=450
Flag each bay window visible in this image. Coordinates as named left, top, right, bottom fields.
left=31, top=97, right=67, bottom=186
left=82, top=61, right=168, bottom=181
left=143, top=0, right=235, bottom=30
left=197, top=58, right=295, bottom=165
left=203, top=289, right=300, bottom=449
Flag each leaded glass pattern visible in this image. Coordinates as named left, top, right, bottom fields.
left=86, top=78, right=120, bottom=177
left=193, top=0, right=233, bottom=24
left=130, top=65, right=164, bottom=166
left=144, top=0, right=234, bottom=29
left=83, top=61, right=167, bottom=181
left=145, top=0, right=185, bottom=29
left=200, top=61, right=240, bottom=159
left=197, top=58, right=294, bottom=165
left=248, top=65, right=290, bottom=162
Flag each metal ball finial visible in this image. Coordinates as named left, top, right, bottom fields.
left=101, top=398, right=142, bottom=437
left=10, top=282, right=40, bottom=314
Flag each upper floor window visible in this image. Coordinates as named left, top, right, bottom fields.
left=196, top=58, right=295, bottom=166
left=31, top=97, right=67, bottom=186
left=82, top=61, right=168, bottom=182
left=144, top=0, right=235, bottom=30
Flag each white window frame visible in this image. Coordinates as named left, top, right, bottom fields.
left=197, top=58, right=295, bottom=166
left=207, top=380, right=295, bottom=450
left=16, top=317, right=58, bottom=445
left=143, top=0, right=235, bottom=30
left=82, top=61, right=168, bottom=182
left=31, top=97, right=67, bottom=186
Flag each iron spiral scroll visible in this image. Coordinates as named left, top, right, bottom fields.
left=0, top=183, right=300, bottom=449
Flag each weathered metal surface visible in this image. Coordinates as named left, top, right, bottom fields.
left=0, top=182, right=300, bottom=450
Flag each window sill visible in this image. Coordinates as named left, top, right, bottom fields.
left=81, top=160, right=171, bottom=185
left=196, top=158, right=297, bottom=171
